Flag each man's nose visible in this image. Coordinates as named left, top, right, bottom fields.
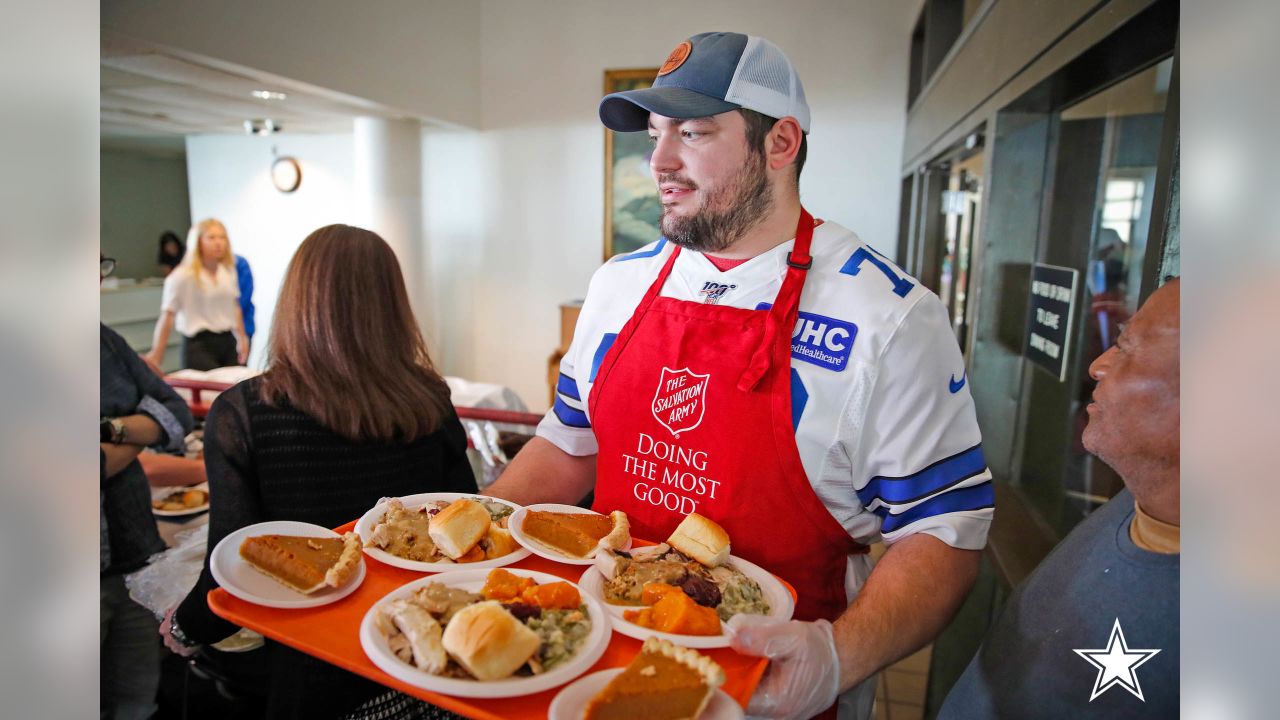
left=1089, top=346, right=1113, bottom=381
left=650, top=134, right=682, bottom=175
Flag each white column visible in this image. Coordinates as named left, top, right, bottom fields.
left=353, top=117, right=428, bottom=329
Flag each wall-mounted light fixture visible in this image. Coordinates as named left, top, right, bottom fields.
left=251, top=90, right=288, bottom=101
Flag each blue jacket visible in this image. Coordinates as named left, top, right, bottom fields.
left=235, top=255, right=255, bottom=338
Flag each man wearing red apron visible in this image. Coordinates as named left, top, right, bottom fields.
left=489, top=32, right=992, bottom=720
left=587, top=205, right=863, bottom=625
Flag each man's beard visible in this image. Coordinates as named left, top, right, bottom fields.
left=660, top=152, right=773, bottom=254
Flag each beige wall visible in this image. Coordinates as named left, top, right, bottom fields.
left=455, top=0, right=917, bottom=408
left=100, top=148, right=191, bottom=280
left=161, top=1, right=919, bottom=409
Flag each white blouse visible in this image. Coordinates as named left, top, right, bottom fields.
left=161, top=264, right=240, bottom=336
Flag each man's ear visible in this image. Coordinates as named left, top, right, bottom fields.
left=765, top=117, right=804, bottom=172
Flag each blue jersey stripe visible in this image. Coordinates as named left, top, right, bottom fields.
left=790, top=368, right=808, bottom=431
left=556, top=373, right=580, bottom=401
left=857, top=444, right=987, bottom=506
left=589, top=333, right=618, bottom=383
left=876, top=481, right=994, bottom=534
left=552, top=396, right=591, bottom=428
left=612, top=238, right=667, bottom=262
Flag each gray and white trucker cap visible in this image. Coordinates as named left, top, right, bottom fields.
left=599, top=32, right=811, bottom=133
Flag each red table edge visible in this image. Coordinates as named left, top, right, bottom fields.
left=208, top=520, right=790, bottom=719
left=164, top=374, right=549, bottom=426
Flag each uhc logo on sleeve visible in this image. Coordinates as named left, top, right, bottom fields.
left=757, top=303, right=857, bottom=371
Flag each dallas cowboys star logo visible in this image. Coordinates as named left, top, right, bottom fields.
left=1074, top=618, right=1162, bottom=702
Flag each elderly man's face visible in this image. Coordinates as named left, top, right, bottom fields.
left=1083, top=280, right=1180, bottom=480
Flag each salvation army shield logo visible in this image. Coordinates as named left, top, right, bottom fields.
left=651, top=367, right=710, bottom=437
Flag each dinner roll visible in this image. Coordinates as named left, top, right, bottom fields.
left=441, top=600, right=540, bottom=680
left=666, top=512, right=731, bottom=568
left=428, top=499, right=490, bottom=560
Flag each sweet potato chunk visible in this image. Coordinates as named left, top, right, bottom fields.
left=623, top=582, right=721, bottom=635
left=481, top=568, right=535, bottom=600
left=521, top=581, right=582, bottom=610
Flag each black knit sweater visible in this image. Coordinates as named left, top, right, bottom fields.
left=175, top=377, right=477, bottom=643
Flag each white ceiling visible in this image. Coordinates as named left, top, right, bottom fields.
left=101, top=31, right=399, bottom=152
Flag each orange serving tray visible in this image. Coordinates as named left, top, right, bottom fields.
left=209, top=520, right=792, bottom=720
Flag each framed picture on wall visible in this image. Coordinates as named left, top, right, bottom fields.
left=603, top=68, right=661, bottom=260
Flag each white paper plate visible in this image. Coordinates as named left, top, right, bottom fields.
left=151, top=482, right=210, bottom=517
left=354, top=493, right=530, bottom=572
left=359, top=568, right=611, bottom=698
left=508, top=504, right=632, bottom=565
left=209, top=520, right=366, bottom=609
left=578, top=554, right=794, bottom=649
left=548, top=666, right=744, bottom=720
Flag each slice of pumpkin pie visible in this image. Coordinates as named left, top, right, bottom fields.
left=239, top=531, right=362, bottom=594
left=521, top=510, right=615, bottom=558
left=584, top=636, right=725, bottom=720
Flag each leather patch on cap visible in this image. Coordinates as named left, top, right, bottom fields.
left=657, top=41, right=693, bottom=76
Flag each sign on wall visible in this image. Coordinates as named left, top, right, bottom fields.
left=1024, top=263, right=1079, bottom=381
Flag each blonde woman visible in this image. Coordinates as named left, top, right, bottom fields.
left=146, top=219, right=249, bottom=370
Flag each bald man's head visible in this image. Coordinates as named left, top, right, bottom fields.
left=1083, top=279, right=1180, bottom=521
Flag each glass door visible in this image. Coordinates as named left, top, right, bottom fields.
left=939, top=147, right=983, bottom=352
left=902, top=131, right=986, bottom=354
left=1017, top=57, right=1174, bottom=531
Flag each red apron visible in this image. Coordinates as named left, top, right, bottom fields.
left=589, top=209, right=864, bottom=625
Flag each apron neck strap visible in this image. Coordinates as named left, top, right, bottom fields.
left=738, top=208, right=816, bottom=392
left=635, top=240, right=682, bottom=313
left=625, top=209, right=815, bottom=394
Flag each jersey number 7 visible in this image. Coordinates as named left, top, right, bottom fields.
left=839, top=247, right=914, bottom=298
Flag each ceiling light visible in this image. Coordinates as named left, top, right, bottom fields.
left=252, top=90, right=288, bottom=101
left=244, top=118, right=281, bottom=135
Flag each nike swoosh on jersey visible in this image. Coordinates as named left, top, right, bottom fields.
left=949, top=371, right=967, bottom=394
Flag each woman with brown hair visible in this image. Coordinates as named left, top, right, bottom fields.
left=164, top=225, right=476, bottom=717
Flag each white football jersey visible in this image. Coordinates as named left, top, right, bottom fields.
left=540, top=220, right=992, bottom=550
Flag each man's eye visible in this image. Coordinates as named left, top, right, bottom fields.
left=647, top=135, right=659, bottom=144
left=1114, top=323, right=1129, bottom=348
left=681, top=130, right=702, bottom=140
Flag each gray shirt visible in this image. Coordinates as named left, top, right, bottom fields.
left=939, top=489, right=1179, bottom=718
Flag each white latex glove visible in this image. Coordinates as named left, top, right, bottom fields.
left=728, top=614, right=840, bottom=720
